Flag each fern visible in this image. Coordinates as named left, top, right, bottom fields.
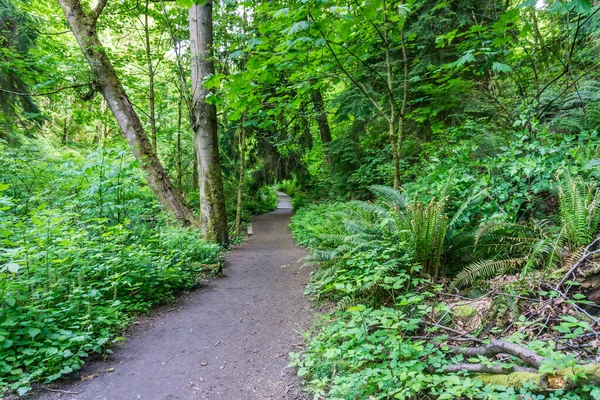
left=451, top=217, right=565, bottom=289
left=368, top=185, right=407, bottom=209
left=555, top=172, right=600, bottom=249
left=450, top=257, right=526, bottom=290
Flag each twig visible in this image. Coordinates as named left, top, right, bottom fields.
left=423, top=320, right=483, bottom=343
left=0, top=83, right=92, bottom=97
left=41, top=387, right=80, bottom=395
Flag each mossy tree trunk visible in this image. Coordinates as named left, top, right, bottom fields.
left=189, top=0, right=229, bottom=245
left=235, top=112, right=247, bottom=238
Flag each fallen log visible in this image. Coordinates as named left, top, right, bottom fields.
left=446, top=339, right=547, bottom=368
left=433, top=339, right=600, bottom=390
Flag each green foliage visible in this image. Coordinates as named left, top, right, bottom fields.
left=289, top=200, right=597, bottom=400
left=243, top=185, right=278, bottom=216
left=556, top=172, right=600, bottom=250
left=451, top=170, right=600, bottom=289
left=0, top=144, right=221, bottom=396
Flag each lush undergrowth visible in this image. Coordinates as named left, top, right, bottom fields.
left=0, top=140, right=275, bottom=396
left=289, top=182, right=600, bottom=399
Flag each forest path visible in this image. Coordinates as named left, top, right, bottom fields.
left=34, top=193, right=312, bottom=400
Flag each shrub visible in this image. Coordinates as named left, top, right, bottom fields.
left=0, top=146, right=222, bottom=396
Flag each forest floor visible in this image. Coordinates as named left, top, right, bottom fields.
left=31, top=193, right=312, bottom=400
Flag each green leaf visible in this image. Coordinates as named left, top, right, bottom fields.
left=28, top=328, right=41, bottom=338
left=492, top=62, right=513, bottom=73
left=288, top=21, right=308, bottom=35
left=5, top=296, right=15, bottom=307
left=6, top=262, right=20, bottom=273
left=229, top=50, right=245, bottom=60
left=454, top=53, right=476, bottom=67
left=347, top=305, right=366, bottom=312
left=572, top=0, right=593, bottom=13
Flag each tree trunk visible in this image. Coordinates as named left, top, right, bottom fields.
left=351, top=117, right=363, bottom=153
left=58, top=0, right=197, bottom=226
left=382, top=0, right=400, bottom=189
left=235, top=113, right=247, bottom=238
left=311, top=86, right=333, bottom=166
left=189, top=1, right=228, bottom=245
left=396, top=24, right=409, bottom=184
left=176, top=98, right=183, bottom=191
left=144, top=0, right=158, bottom=152
left=389, top=118, right=400, bottom=190
left=62, top=114, right=71, bottom=144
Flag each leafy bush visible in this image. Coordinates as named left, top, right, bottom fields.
left=451, top=171, right=600, bottom=289
left=244, top=185, right=278, bottom=215
left=289, top=189, right=600, bottom=400
left=0, top=145, right=222, bottom=396
left=276, top=178, right=300, bottom=197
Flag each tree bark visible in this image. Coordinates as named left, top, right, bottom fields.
left=447, top=339, right=547, bottom=368
left=235, top=113, right=247, bottom=238
left=176, top=98, right=183, bottom=191
left=144, top=0, right=158, bottom=152
left=396, top=25, right=408, bottom=187
left=383, top=0, right=400, bottom=189
left=58, top=0, right=197, bottom=226
left=310, top=86, right=333, bottom=166
left=189, top=1, right=228, bottom=245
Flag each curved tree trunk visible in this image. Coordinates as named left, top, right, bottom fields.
left=189, top=1, right=229, bottom=245
left=58, top=0, right=198, bottom=226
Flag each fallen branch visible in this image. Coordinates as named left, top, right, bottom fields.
left=447, top=339, right=547, bottom=368
left=41, top=387, right=80, bottom=395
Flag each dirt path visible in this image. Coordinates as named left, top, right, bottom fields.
left=34, top=193, right=312, bottom=400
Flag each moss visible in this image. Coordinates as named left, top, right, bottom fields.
left=478, top=372, right=542, bottom=389
left=476, top=364, right=600, bottom=391
left=452, top=304, right=477, bottom=319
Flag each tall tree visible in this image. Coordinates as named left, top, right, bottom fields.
left=189, top=0, right=229, bottom=244
left=57, top=0, right=198, bottom=226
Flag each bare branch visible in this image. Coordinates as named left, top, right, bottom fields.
left=0, top=83, right=93, bottom=97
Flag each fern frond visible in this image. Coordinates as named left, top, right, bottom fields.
left=448, top=188, right=487, bottom=230
left=369, top=185, right=407, bottom=209
left=449, top=257, right=526, bottom=290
